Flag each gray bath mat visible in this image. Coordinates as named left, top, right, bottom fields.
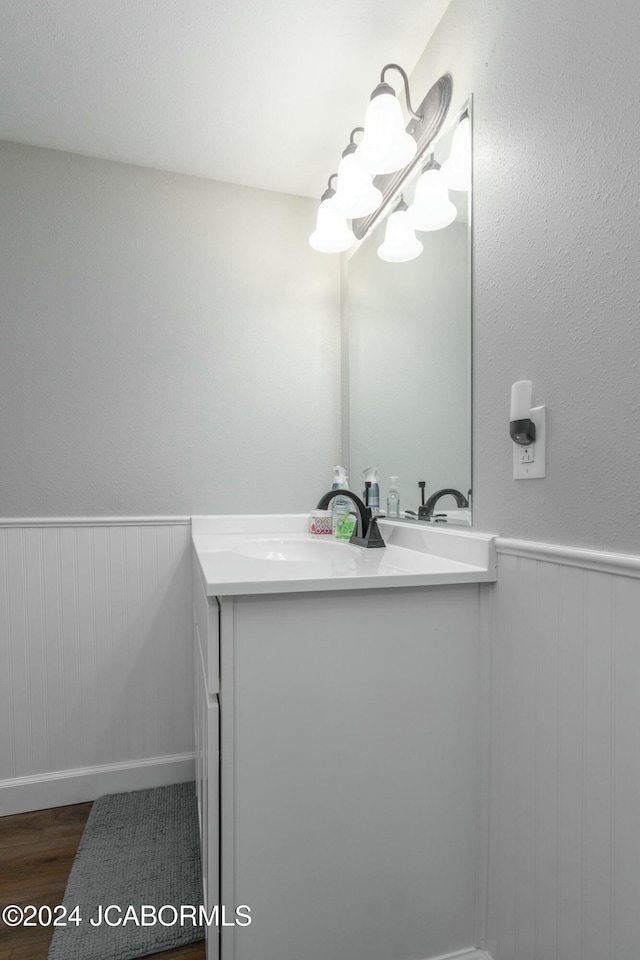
left=48, top=781, right=204, bottom=960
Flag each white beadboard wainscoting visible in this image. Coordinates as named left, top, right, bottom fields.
left=0, top=518, right=195, bottom=815
left=483, top=538, right=640, bottom=960
left=3, top=515, right=640, bottom=960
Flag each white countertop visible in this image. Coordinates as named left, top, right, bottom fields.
left=192, top=514, right=497, bottom=596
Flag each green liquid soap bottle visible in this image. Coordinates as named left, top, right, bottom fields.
left=331, top=465, right=356, bottom=540
left=387, top=476, right=400, bottom=517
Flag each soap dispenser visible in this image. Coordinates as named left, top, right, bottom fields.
left=331, top=466, right=356, bottom=540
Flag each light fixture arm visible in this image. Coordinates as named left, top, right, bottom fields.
left=320, top=173, right=339, bottom=202
left=380, top=63, right=422, bottom=120
left=421, top=153, right=441, bottom=173
left=340, top=127, right=365, bottom=160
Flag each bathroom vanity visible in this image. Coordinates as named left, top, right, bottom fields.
left=192, top=514, right=496, bottom=960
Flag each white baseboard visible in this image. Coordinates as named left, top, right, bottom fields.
left=0, top=752, right=195, bottom=816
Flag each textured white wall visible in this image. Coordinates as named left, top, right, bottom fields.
left=410, top=0, right=640, bottom=551
left=406, top=9, right=640, bottom=960
left=0, top=141, right=340, bottom=517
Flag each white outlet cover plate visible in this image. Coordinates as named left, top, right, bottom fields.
left=513, top=405, right=546, bottom=479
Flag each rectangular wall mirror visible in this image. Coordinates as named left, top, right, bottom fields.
left=344, top=97, right=472, bottom=525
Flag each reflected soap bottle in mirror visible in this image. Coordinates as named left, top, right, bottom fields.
left=362, top=466, right=380, bottom=515
left=387, top=477, right=401, bottom=517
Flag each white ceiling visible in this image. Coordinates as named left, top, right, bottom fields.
left=0, top=0, right=450, bottom=198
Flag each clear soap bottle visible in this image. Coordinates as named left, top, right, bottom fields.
left=387, top=476, right=400, bottom=517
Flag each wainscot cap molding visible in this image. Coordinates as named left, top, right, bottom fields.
left=421, top=948, right=494, bottom=960
left=0, top=516, right=191, bottom=528
left=496, top=536, right=640, bottom=579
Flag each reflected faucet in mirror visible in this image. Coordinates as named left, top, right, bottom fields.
left=419, top=488, right=470, bottom=521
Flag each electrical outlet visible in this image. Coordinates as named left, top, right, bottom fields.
left=513, top=405, right=546, bottom=479
left=520, top=445, right=535, bottom=463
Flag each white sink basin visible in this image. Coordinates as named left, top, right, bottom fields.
left=192, top=515, right=497, bottom=596
left=233, top=537, right=360, bottom=562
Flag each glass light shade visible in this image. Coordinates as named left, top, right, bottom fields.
left=331, top=152, right=383, bottom=219
left=408, top=168, right=457, bottom=231
left=377, top=210, right=423, bottom=263
left=441, top=116, right=471, bottom=191
left=309, top=198, right=355, bottom=253
left=356, top=93, right=417, bottom=175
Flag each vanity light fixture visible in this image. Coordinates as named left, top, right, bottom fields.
left=308, top=174, right=356, bottom=253
left=331, top=128, right=384, bottom=219
left=310, top=71, right=453, bottom=254
left=408, top=156, right=457, bottom=232
left=377, top=199, right=423, bottom=263
left=441, top=110, right=471, bottom=191
left=356, top=64, right=421, bottom=176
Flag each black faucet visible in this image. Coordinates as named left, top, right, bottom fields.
left=315, top=490, right=385, bottom=548
left=419, top=488, right=470, bottom=521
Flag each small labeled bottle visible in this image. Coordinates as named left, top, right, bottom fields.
left=332, top=466, right=356, bottom=540
left=387, top=476, right=400, bottom=517
left=362, top=466, right=380, bottom=515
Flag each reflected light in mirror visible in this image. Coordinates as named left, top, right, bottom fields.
left=377, top=205, right=423, bottom=262
left=441, top=115, right=471, bottom=191
left=408, top=164, right=457, bottom=232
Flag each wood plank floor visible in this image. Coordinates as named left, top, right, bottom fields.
left=0, top=803, right=206, bottom=960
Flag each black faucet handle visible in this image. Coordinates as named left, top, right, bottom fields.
left=418, top=480, right=426, bottom=506
left=363, top=517, right=385, bottom=547
left=349, top=515, right=385, bottom=549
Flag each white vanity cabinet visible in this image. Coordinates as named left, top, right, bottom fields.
left=193, top=558, right=220, bottom=960
left=193, top=547, right=489, bottom=960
